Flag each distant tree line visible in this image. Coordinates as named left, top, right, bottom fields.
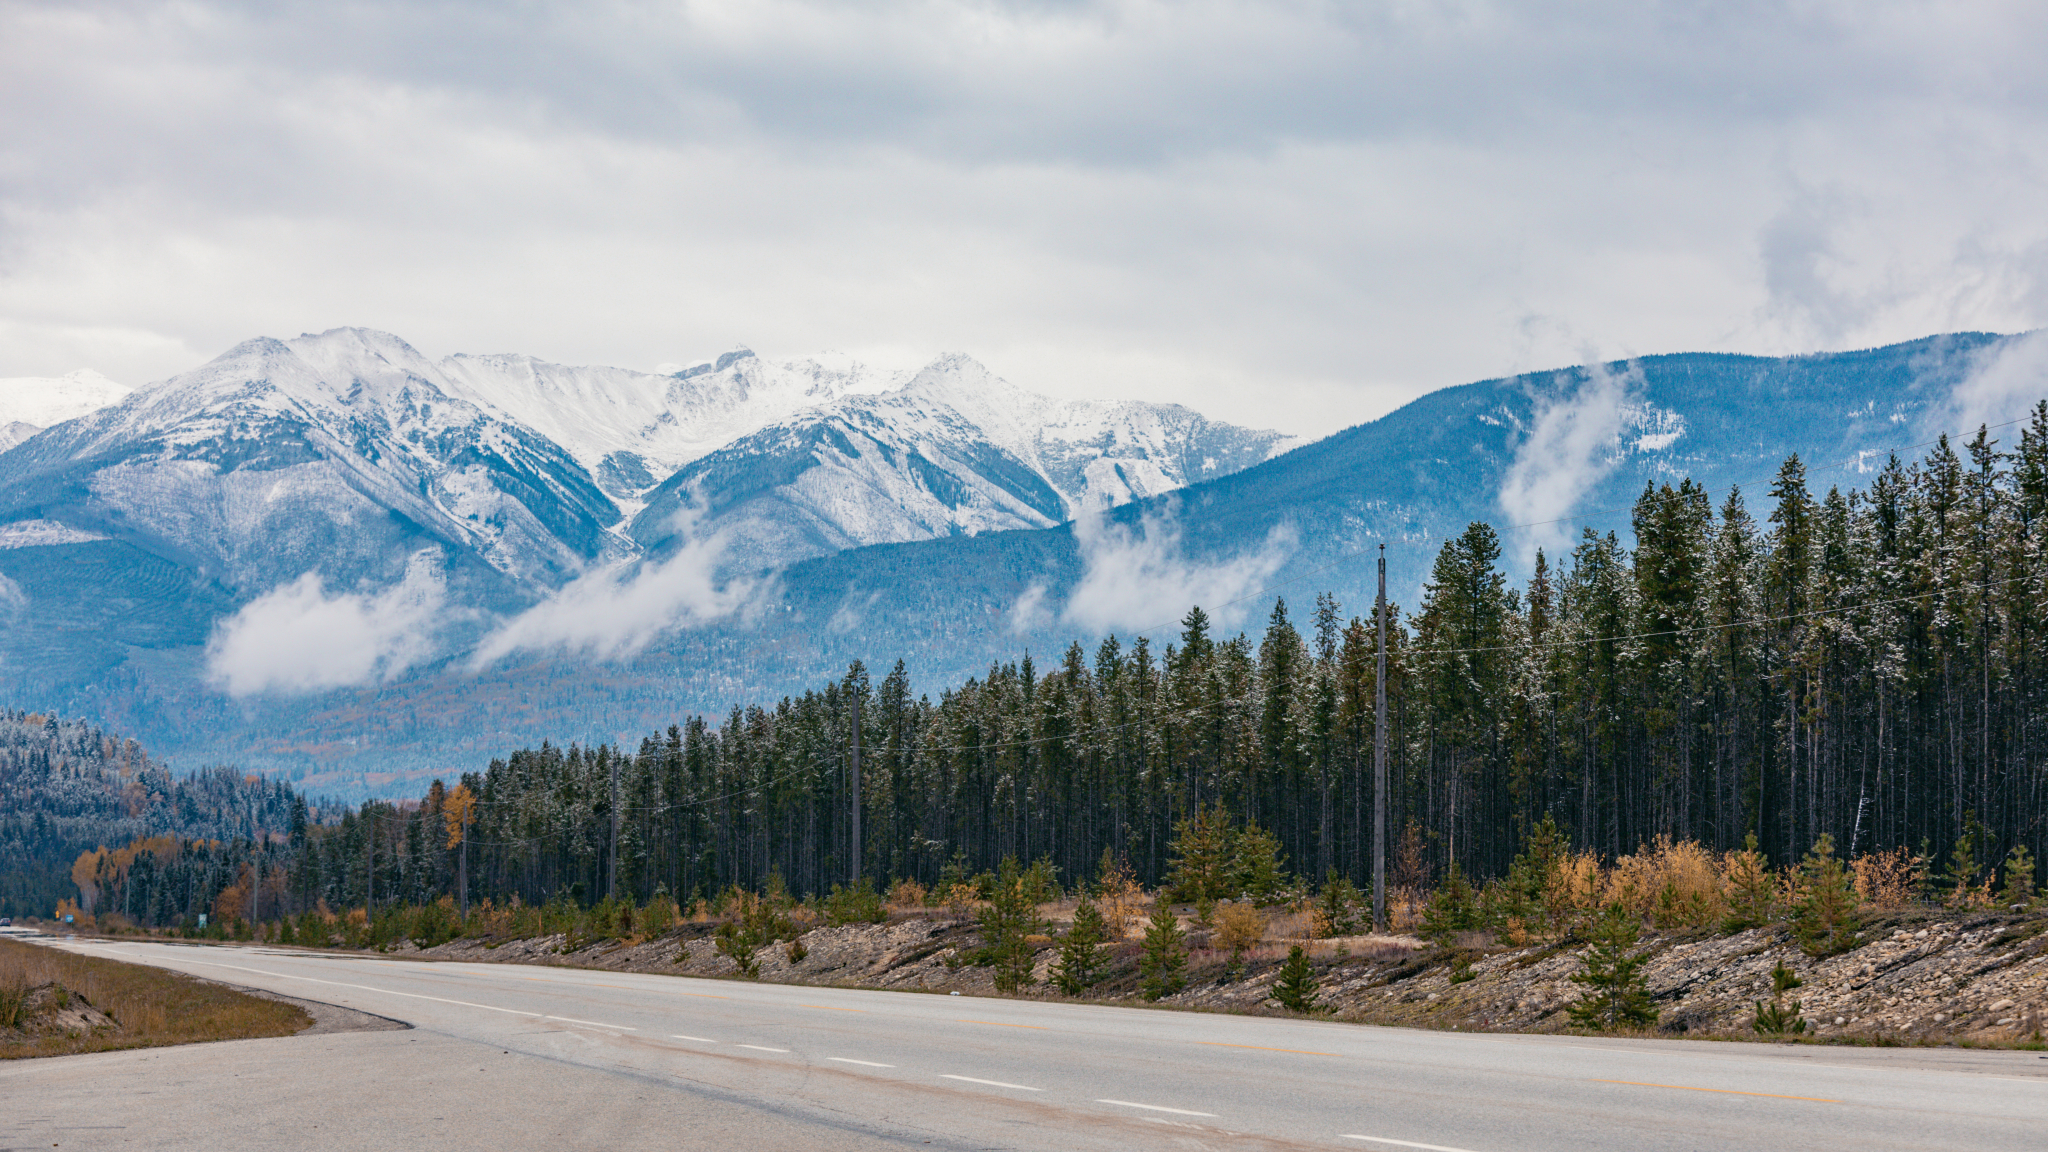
left=0, top=709, right=305, bottom=919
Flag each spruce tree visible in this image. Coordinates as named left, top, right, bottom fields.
left=1568, top=903, right=1658, bottom=1031
left=1139, top=902, right=1188, bottom=1001
left=1054, top=896, right=1109, bottom=995
left=1272, top=944, right=1320, bottom=1013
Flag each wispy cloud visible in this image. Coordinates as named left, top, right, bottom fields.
left=1498, top=360, right=1640, bottom=564
left=1944, top=330, right=2048, bottom=436
left=471, top=513, right=756, bottom=665
left=205, top=557, right=447, bottom=696
left=1048, top=506, right=1291, bottom=637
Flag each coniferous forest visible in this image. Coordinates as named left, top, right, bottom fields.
left=36, top=411, right=2048, bottom=926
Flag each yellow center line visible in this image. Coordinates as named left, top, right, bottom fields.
left=803, top=1004, right=866, bottom=1012
left=958, top=1019, right=1049, bottom=1030
left=1198, top=1041, right=1339, bottom=1057
left=1593, top=1079, right=1840, bottom=1103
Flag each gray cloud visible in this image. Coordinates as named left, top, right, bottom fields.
left=3, top=2, right=2047, bottom=433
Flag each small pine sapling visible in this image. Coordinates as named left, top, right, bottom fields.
left=1316, top=871, right=1360, bottom=938
left=1568, top=902, right=1658, bottom=1031
left=2000, top=845, right=2037, bottom=910
left=1139, top=901, right=1188, bottom=1001
left=1792, top=834, right=1862, bottom=958
left=1720, top=833, right=1775, bottom=932
left=1945, top=817, right=1986, bottom=909
left=978, top=856, right=1043, bottom=992
left=1053, top=896, right=1109, bottom=995
left=1752, top=960, right=1807, bottom=1035
left=1272, top=944, right=1321, bottom=1013
left=1419, top=860, right=1480, bottom=943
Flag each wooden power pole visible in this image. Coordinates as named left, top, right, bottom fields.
left=850, top=683, right=862, bottom=887
left=1373, top=544, right=1389, bottom=934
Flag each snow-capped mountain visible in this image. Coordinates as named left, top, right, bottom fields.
left=0, top=369, right=130, bottom=451
left=436, top=348, right=907, bottom=512
left=0, top=329, right=617, bottom=601
left=633, top=354, right=1302, bottom=566
left=0, top=328, right=1296, bottom=606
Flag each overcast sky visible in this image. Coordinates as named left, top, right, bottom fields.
left=3, top=1, right=2044, bottom=435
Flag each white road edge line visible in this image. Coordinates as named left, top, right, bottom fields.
left=671, top=1035, right=718, bottom=1043
left=1096, top=1099, right=1216, bottom=1117
left=544, top=1015, right=634, bottom=1030
left=940, top=1075, right=1042, bottom=1091
left=1342, top=1136, right=1486, bottom=1152
left=104, top=954, right=641, bottom=1029
left=738, top=1044, right=790, bottom=1053
left=827, top=1058, right=895, bottom=1068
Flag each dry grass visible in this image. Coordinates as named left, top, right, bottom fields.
left=0, top=937, right=308, bottom=1059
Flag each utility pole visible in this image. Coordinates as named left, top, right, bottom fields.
left=248, top=796, right=259, bottom=930
left=365, top=805, right=374, bottom=917
left=609, top=751, right=620, bottom=902
left=1373, top=544, right=1389, bottom=935
left=850, top=681, right=862, bottom=887
left=458, top=801, right=471, bottom=920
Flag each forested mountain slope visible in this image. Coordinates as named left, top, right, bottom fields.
left=0, top=710, right=302, bottom=918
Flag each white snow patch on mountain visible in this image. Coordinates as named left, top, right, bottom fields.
left=0, top=369, right=130, bottom=449
left=0, top=519, right=110, bottom=548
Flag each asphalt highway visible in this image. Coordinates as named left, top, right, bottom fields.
left=6, top=937, right=2044, bottom=1151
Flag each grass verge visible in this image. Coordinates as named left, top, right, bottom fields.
left=0, top=937, right=309, bottom=1059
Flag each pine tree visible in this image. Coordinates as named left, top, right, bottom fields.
left=1420, top=859, right=1480, bottom=942
left=2000, top=845, right=2037, bottom=909
left=1315, top=871, right=1359, bottom=938
left=978, top=856, right=1042, bottom=992
left=1230, top=823, right=1287, bottom=899
left=1165, top=807, right=1235, bottom=902
left=1752, top=960, right=1807, bottom=1035
left=1139, top=901, right=1188, bottom=1001
left=1721, top=833, right=1775, bottom=932
left=1272, top=944, right=1320, bottom=1013
left=1793, top=834, right=1861, bottom=957
left=1568, top=903, right=1658, bottom=1031
left=1054, top=896, right=1109, bottom=995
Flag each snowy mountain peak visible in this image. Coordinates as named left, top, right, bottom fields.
left=0, top=368, right=132, bottom=450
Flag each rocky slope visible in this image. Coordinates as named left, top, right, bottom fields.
left=416, top=906, right=2048, bottom=1048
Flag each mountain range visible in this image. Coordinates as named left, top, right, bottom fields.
left=0, top=326, right=2036, bottom=796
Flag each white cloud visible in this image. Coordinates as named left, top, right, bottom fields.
left=1053, top=507, right=1290, bottom=636
left=1945, top=329, right=2048, bottom=436
left=470, top=516, right=756, bottom=665
left=2, top=2, right=2045, bottom=433
left=1498, top=360, right=1640, bottom=565
left=204, top=559, right=447, bottom=696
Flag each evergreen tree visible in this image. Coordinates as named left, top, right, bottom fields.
left=1793, top=834, right=1861, bottom=958
left=1139, top=901, right=1188, bottom=1001
left=1272, top=944, right=1320, bottom=1013
left=2000, top=845, right=2037, bottom=909
left=1054, top=896, right=1110, bottom=995
left=1721, top=834, right=1775, bottom=933
left=1568, top=903, right=1658, bottom=1031
left=1752, top=960, right=1807, bottom=1035
left=977, top=856, right=1042, bottom=992
left=1420, top=859, right=1480, bottom=942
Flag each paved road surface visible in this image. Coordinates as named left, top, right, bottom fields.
left=4, top=937, right=2043, bottom=1150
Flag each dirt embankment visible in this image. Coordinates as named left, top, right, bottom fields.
left=418, top=907, right=2048, bottom=1046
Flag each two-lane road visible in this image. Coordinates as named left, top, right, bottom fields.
left=6, top=937, right=2043, bottom=1150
